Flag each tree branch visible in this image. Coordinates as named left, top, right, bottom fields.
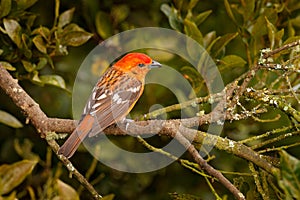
left=0, top=66, right=102, bottom=200
left=174, top=131, right=246, bottom=200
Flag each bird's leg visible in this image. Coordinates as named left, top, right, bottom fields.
left=120, top=118, right=134, bottom=131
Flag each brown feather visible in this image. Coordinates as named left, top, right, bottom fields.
left=58, top=114, right=94, bottom=158
left=88, top=76, right=143, bottom=136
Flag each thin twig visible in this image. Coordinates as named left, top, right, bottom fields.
left=239, top=125, right=297, bottom=144
left=178, top=125, right=279, bottom=175
left=136, top=136, right=211, bottom=178
left=258, top=141, right=300, bottom=154
left=249, top=162, right=269, bottom=200
left=173, top=130, right=245, bottom=200
left=262, top=40, right=300, bottom=59
left=252, top=130, right=300, bottom=150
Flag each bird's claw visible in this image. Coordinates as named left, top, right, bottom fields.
left=121, top=118, right=134, bottom=131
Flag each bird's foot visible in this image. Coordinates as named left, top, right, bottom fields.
left=121, top=118, right=134, bottom=131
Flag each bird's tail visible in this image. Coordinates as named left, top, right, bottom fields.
left=58, top=114, right=94, bottom=158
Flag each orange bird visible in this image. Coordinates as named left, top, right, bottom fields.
left=58, top=53, right=161, bottom=158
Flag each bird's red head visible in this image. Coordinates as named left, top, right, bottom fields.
left=113, top=53, right=161, bottom=73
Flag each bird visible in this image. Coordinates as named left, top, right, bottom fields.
left=58, top=53, right=161, bottom=158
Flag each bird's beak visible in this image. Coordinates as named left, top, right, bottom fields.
left=149, top=60, right=162, bottom=69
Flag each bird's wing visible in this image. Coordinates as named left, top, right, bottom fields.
left=82, top=74, right=143, bottom=137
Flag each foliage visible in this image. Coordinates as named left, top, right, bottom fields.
left=0, top=0, right=92, bottom=89
left=278, top=151, right=300, bottom=199
left=0, top=160, right=36, bottom=195
left=0, top=0, right=299, bottom=199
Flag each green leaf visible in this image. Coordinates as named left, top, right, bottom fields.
left=210, top=32, right=238, bottom=58
left=111, top=4, right=130, bottom=24
left=248, top=15, right=267, bottom=38
left=194, top=10, right=212, bottom=26
left=26, top=14, right=36, bottom=28
left=283, top=36, right=300, bottom=46
left=160, top=4, right=171, bottom=17
left=14, top=0, right=38, bottom=10
left=0, top=0, right=11, bottom=18
left=224, top=0, right=237, bottom=24
left=180, top=66, right=204, bottom=96
left=187, top=0, right=199, bottom=10
left=55, top=179, right=80, bottom=200
left=63, top=23, right=85, bottom=32
left=36, top=57, right=47, bottom=70
left=32, top=35, right=47, bottom=53
left=21, top=33, right=32, bottom=58
left=45, top=54, right=54, bottom=69
left=265, top=17, right=277, bottom=49
left=219, top=55, right=247, bottom=70
left=203, top=31, right=216, bottom=48
left=288, top=20, right=295, bottom=37
left=290, top=15, right=300, bottom=28
left=277, top=36, right=300, bottom=56
left=0, top=110, right=23, bottom=128
left=278, top=151, right=300, bottom=199
left=3, top=18, right=22, bottom=48
left=1, top=191, right=16, bottom=200
left=0, top=61, right=16, bottom=71
left=160, top=4, right=183, bottom=31
left=95, top=11, right=113, bottom=39
left=58, top=7, right=75, bottom=28
left=250, top=8, right=277, bottom=38
left=241, top=0, right=255, bottom=20
left=39, top=75, right=66, bottom=89
left=21, top=60, right=35, bottom=72
left=32, top=26, right=50, bottom=40
left=31, top=70, right=41, bottom=83
left=275, top=29, right=284, bottom=46
left=102, top=194, right=115, bottom=200
left=206, top=35, right=220, bottom=53
left=0, top=160, right=37, bottom=195
left=183, top=19, right=203, bottom=45
left=60, top=31, right=93, bottom=47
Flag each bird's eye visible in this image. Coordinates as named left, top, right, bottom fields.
left=138, top=63, right=145, bottom=67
